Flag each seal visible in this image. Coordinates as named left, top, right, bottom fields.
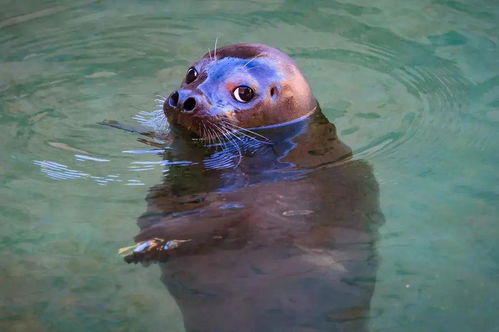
left=123, top=43, right=384, bottom=331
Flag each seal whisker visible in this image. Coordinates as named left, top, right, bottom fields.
left=222, top=121, right=272, bottom=144
left=242, top=53, right=264, bottom=68
left=210, top=121, right=230, bottom=144
left=154, top=95, right=167, bottom=107
left=205, top=120, right=232, bottom=158
left=210, top=120, right=243, bottom=167
left=217, top=121, right=243, bottom=146
left=208, top=122, right=225, bottom=148
left=219, top=121, right=256, bottom=144
left=222, top=128, right=246, bottom=168
left=201, top=122, right=209, bottom=143
left=224, top=127, right=247, bottom=149
left=229, top=137, right=242, bottom=167
left=207, top=126, right=217, bottom=145
left=213, top=122, right=232, bottom=152
left=216, top=119, right=263, bottom=145
left=216, top=124, right=242, bottom=167
left=213, top=34, right=220, bottom=59
left=222, top=121, right=270, bottom=140
left=202, top=123, right=213, bottom=144
left=197, top=122, right=213, bottom=144
left=229, top=126, right=272, bottom=145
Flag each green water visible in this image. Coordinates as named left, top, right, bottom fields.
left=1, top=0, right=498, bottom=331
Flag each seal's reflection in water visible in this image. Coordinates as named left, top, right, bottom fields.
left=133, top=109, right=384, bottom=331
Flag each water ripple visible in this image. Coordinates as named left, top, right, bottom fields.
left=2, top=0, right=493, bottom=190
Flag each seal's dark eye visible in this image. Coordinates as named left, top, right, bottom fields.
left=185, top=67, right=198, bottom=84
left=233, top=86, right=254, bottom=103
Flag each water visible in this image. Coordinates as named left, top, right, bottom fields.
left=0, top=0, right=497, bottom=331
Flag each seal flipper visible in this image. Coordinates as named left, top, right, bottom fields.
left=133, top=201, right=250, bottom=259
left=121, top=238, right=192, bottom=264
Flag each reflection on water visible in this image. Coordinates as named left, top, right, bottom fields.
left=0, top=0, right=498, bottom=331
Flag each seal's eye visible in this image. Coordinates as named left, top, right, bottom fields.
left=185, top=67, right=198, bottom=84
left=233, top=86, right=254, bottom=103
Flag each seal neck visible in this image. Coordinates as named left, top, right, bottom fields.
left=171, top=108, right=350, bottom=165
left=161, top=108, right=352, bottom=195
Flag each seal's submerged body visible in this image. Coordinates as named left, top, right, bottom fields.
left=129, top=44, right=383, bottom=331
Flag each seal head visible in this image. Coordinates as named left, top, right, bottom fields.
left=163, top=43, right=318, bottom=138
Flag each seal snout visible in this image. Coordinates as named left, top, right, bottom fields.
left=165, top=90, right=205, bottom=114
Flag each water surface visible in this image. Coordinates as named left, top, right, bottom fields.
left=1, top=0, right=498, bottom=331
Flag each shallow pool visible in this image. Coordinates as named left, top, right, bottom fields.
left=1, top=0, right=498, bottom=331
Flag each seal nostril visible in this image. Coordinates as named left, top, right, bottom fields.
left=183, top=97, right=196, bottom=112
left=169, top=91, right=179, bottom=107
left=270, top=87, right=277, bottom=98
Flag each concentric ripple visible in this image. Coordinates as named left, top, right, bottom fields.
left=1, top=1, right=492, bottom=189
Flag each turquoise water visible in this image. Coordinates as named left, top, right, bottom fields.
left=1, top=0, right=498, bottom=331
